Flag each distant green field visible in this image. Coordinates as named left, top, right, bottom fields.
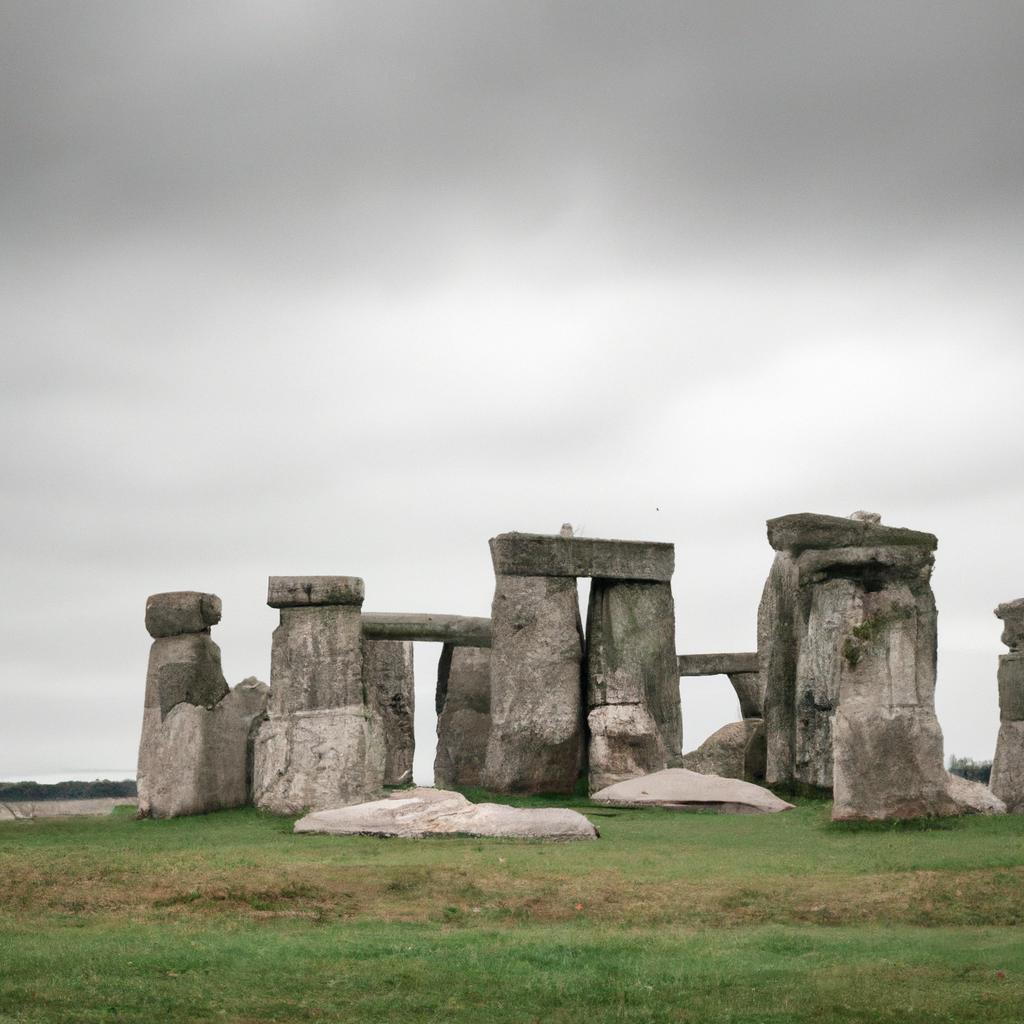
left=1, top=796, right=1022, bottom=1022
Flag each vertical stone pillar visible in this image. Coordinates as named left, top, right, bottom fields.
left=137, top=592, right=269, bottom=818
left=434, top=643, right=492, bottom=788
left=758, top=512, right=957, bottom=818
left=253, top=576, right=385, bottom=814
left=362, top=639, right=415, bottom=785
left=991, top=599, right=1024, bottom=813
left=585, top=580, right=681, bottom=791
left=482, top=573, right=584, bottom=793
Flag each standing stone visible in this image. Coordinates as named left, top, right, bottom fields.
left=254, top=576, right=385, bottom=814
left=482, top=574, right=584, bottom=793
left=759, top=512, right=957, bottom=820
left=137, top=592, right=269, bottom=818
left=728, top=673, right=765, bottom=719
left=585, top=580, right=682, bottom=791
left=991, top=600, right=1024, bottom=813
left=363, top=639, right=415, bottom=785
left=434, top=643, right=492, bottom=788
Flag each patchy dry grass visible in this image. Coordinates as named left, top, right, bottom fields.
left=1, top=796, right=1023, bottom=1021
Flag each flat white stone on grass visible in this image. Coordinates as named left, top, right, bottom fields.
left=590, top=768, right=794, bottom=814
left=293, top=787, right=598, bottom=840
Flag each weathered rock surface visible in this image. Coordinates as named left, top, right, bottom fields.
left=362, top=613, right=491, bottom=647
left=145, top=591, right=222, bottom=638
left=587, top=704, right=668, bottom=793
left=680, top=719, right=766, bottom=782
left=143, top=632, right=230, bottom=715
left=591, top=768, right=794, bottom=814
left=490, top=532, right=674, bottom=582
left=991, top=720, right=1024, bottom=813
left=434, top=644, right=491, bottom=788
left=363, top=639, right=415, bottom=785
left=992, top=642, right=1024, bottom=812
left=294, top=787, right=598, bottom=840
left=677, top=652, right=759, bottom=676
left=253, top=707, right=385, bottom=814
left=137, top=675, right=269, bottom=819
left=586, top=580, right=681, bottom=787
left=269, top=605, right=365, bottom=715
left=759, top=512, right=952, bottom=822
left=995, top=598, right=1024, bottom=653
left=483, top=574, right=584, bottom=793
left=946, top=773, right=1006, bottom=815
left=267, top=576, right=365, bottom=608
left=727, top=673, right=765, bottom=719
left=257, top=574, right=385, bottom=814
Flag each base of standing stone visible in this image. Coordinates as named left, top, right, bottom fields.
left=137, top=678, right=269, bottom=818
left=252, top=707, right=386, bottom=815
left=587, top=704, right=668, bottom=793
left=832, top=705, right=958, bottom=820
left=362, top=639, right=415, bottom=786
left=991, top=719, right=1024, bottom=813
left=434, top=645, right=491, bottom=789
left=483, top=574, right=584, bottom=794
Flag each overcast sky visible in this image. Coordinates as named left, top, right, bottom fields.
left=2, top=2, right=1023, bottom=783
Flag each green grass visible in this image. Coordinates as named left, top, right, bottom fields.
left=1, top=796, right=1023, bottom=1022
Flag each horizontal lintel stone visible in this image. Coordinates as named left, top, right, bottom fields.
left=361, top=613, right=492, bottom=648
left=489, top=532, right=674, bottom=581
left=766, top=513, right=937, bottom=555
left=267, top=576, right=365, bottom=609
left=678, top=652, right=759, bottom=676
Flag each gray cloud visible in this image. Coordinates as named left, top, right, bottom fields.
left=2, top=3, right=1022, bottom=778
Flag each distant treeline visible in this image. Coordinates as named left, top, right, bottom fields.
left=947, top=756, right=992, bottom=784
left=0, top=779, right=137, bottom=802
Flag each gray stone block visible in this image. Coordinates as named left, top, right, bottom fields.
left=587, top=704, right=668, bottom=793
left=143, top=633, right=229, bottom=715
left=482, top=574, right=584, bottom=793
left=252, top=707, right=385, bottom=814
left=434, top=644, right=491, bottom=789
left=586, top=580, right=681, bottom=776
left=991, top=719, right=1024, bottom=813
left=267, top=576, right=365, bottom=608
left=727, top=672, right=765, bottom=719
left=489, top=533, right=674, bottom=582
left=998, top=653, right=1024, bottom=721
left=362, top=639, right=415, bottom=785
left=766, top=513, right=937, bottom=555
left=145, top=591, right=222, bottom=638
left=361, top=612, right=491, bottom=647
left=269, top=605, right=364, bottom=715
left=995, top=598, right=1024, bottom=653
left=680, top=719, right=766, bottom=782
left=137, top=677, right=269, bottom=819
left=832, top=705, right=958, bottom=820
left=677, top=652, right=759, bottom=676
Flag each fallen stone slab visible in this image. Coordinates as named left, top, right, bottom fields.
left=946, top=773, right=1006, bottom=815
left=591, top=768, right=794, bottom=814
left=145, top=591, right=222, bottom=638
left=267, top=576, right=365, bottom=608
left=489, top=532, right=674, bottom=582
left=293, top=787, right=598, bottom=840
left=0, top=798, right=137, bottom=821
left=361, top=612, right=492, bottom=647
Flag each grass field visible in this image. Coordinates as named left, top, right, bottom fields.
left=1, top=793, right=1023, bottom=1022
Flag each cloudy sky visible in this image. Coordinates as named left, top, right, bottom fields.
left=2, top=2, right=1023, bottom=783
